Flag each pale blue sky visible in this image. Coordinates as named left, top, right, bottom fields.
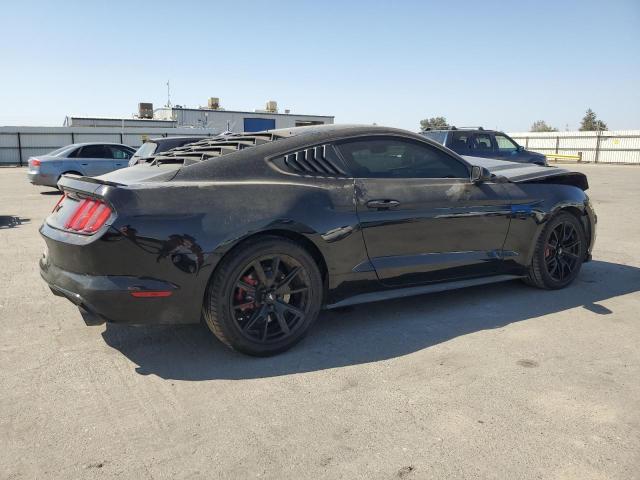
left=1, top=0, right=638, bottom=131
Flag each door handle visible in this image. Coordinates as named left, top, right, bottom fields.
left=366, top=199, right=400, bottom=210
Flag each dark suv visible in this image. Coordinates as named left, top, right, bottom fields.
left=421, top=127, right=547, bottom=165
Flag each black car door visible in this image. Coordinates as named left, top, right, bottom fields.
left=336, top=136, right=512, bottom=287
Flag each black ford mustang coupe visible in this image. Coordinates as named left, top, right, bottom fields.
left=40, top=125, right=596, bottom=355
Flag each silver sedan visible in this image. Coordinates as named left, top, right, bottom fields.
left=27, top=143, right=135, bottom=188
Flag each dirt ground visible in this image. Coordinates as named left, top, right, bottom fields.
left=1, top=164, right=639, bottom=479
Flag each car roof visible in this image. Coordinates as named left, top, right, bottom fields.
left=67, top=142, right=134, bottom=147
left=146, top=136, right=209, bottom=143
left=162, top=124, right=438, bottom=164
left=168, top=124, right=469, bottom=181
left=271, top=124, right=430, bottom=141
left=421, top=127, right=499, bottom=133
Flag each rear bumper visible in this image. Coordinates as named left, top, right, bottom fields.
left=28, top=171, right=56, bottom=187
left=40, top=255, right=184, bottom=325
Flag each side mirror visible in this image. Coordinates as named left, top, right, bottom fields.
left=470, top=165, right=492, bottom=184
left=517, top=145, right=525, bottom=152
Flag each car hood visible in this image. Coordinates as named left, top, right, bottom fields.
left=462, top=156, right=588, bottom=190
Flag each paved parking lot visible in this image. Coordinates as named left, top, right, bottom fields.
left=1, top=164, right=639, bottom=479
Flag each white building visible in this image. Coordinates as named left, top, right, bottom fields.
left=153, top=100, right=333, bottom=133
left=64, top=116, right=177, bottom=128
left=65, top=99, right=334, bottom=135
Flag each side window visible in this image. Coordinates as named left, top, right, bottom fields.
left=495, top=134, right=518, bottom=152
left=109, top=146, right=132, bottom=159
left=472, top=133, right=495, bottom=152
left=77, top=145, right=110, bottom=158
left=337, top=138, right=469, bottom=179
left=449, top=131, right=472, bottom=152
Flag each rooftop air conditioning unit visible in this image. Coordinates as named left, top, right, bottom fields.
left=265, top=100, right=278, bottom=113
left=208, top=97, right=220, bottom=109
left=138, top=102, right=154, bottom=119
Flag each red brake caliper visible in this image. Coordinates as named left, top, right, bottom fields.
left=236, top=274, right=258, bottom=311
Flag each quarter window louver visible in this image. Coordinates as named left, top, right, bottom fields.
left=282, top=145, right=345, bottom=176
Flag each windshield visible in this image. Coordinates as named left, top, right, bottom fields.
left=132, top=142, right=158, bottom=158
left=421, top=131, right=447, bottom=145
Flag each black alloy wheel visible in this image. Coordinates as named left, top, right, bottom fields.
left=543, top=221, right=582, bottom=282
left=231, top=254, right=310, bottom=343
left=525, top=211, right=586, bottom=289
left=203, top=236, right=323, bottom=356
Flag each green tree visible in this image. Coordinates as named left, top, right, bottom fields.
left=530, top=120, right=558, bottom=132
left=420, top=116, right=449, bottom=130
left=579, top=109, right=608, bottom=131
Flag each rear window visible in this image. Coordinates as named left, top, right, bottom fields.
left=421, top=131, right=447, bottom=144
left=46, top=146, right=77, bottom=157
left=132, top=142, right=158, bottom=158
left=157, top=138, right=204, bottom=153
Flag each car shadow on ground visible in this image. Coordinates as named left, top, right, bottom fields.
left=0, top=216, right=30, bottom=228
left=101, top=260, right=640, bottom=380
left=39, top=190, right=62, bottom=195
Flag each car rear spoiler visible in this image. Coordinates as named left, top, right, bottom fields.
left=58, top=174, right=124, bottom=192
left=57, top=174, right=124, bottom=201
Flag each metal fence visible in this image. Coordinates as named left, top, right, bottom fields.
left=0, top=126, right=218, bottom=166
left=3, top=126, right=639, bottom=166
left=508, top=130, right=640, bottom=165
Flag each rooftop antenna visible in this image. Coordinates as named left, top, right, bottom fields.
left=165, top=80, right=172, bottom=108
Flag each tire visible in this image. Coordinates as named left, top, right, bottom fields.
left=524, top=211, right=586, bottom=289
left=202, top=236, right=323, bottom=356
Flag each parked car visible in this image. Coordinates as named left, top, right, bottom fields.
left=421, top=127, right=547, bottom=165
left=27, top=143, right=135, bottom=188
left=128, top=136, right=208, bottom=166
left=40, top=125, right=595, bottom=356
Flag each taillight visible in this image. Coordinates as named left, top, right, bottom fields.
left=30, top=158, right=41, bottom=167
left=63, top=197, right=113, bottom=233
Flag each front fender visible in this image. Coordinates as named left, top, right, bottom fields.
left=502, top=183, right=591, bottom=270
